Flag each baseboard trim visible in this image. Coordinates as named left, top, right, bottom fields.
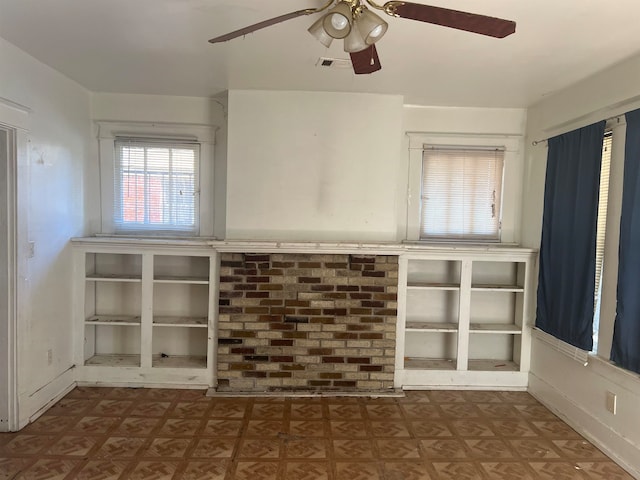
left=18, top=367, right=76, bottom=430
left=529, top=372, right=640, bottom=479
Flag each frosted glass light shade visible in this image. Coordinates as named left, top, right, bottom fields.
left=322, top=2, right=353, bottom=39
left=308, top=17, right=333, bottom=47
left=357, top=9, right=388, bottom=45
left=343, top=24, right=367, bottom=53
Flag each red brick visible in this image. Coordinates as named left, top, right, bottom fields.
left=243, top=371, right=267, bottom=378
left=271, top=339, right=294, bottom=346
left=246, top=291, right=270, bottom=299
left=309, top=348, right=333, bottom=355
left=269, top=323, right=295, bottom=331
left=361, top=286, right=384, bottom=293
left=347, top=357, right=371, bottom=364
left=245, top=307, right=270, bottom=314
left=362, top=270, right=385, bottom=278
left=311, top=285, right=334, bottom=292
left=335, top=333, right=358, bottom=340
left=337, top=286, right=360, bottom=292
left=271, top=356, right=294, bottom=362
left=283, top=332, right=308, bottom=339
left=285, top=300, right=311, bottom=307
left=347, top=325, right=371, bottom=331
left=322, top=357, right=345, bottom=363
left=230, top=348, right=255, bottom=354
left=349, top=308, right=372, bottom=315
left=259, top=284, right=284, bottom=291
left=360, top=365, right=383, bottom=371
left=359, top=333, right=383, bottom=340
left=350, top=293, right=372, bottom=300
left=231, top=331, right=256, bottom=338
left=269, top=371, right=292, bottom=378
left=333, top=381, right=357, bottom=387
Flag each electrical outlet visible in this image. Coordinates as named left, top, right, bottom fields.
left=606, top=391, right=617, bottom=414
left=47, top=349, right=53, bottom=366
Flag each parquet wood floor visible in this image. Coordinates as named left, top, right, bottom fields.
left=0, top=388, right=634, bottom=479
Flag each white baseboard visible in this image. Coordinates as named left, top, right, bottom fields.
left=18, top=367, right=76, bottom=430
left=529, top=372, right=640, bottom=479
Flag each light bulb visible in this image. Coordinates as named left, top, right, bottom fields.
left=369, top=25, right=383, bottom=38
left=330, top=13, right=349, bottom=31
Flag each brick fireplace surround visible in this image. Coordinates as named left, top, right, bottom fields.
left=216, top=253, right=399, bottom=392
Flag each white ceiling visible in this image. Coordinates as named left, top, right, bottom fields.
left=2, top=0, right=640, bottom=107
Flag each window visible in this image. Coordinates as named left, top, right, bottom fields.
left=114, top=138, right=200, bottom=234
left=419, top=146, right=505, bottom=241
left=97, top=121, right=216, bottom=237
left=592, top=130, right=613, bottom=352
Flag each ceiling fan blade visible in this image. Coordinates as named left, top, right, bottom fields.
left=350, top=45, right=382, bottom=74
left=209, top=9, right=313, bottom=43
left=388, top=2, right=515, bottom=38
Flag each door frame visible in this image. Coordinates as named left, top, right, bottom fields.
left=0, top=96, right=29, bottom=431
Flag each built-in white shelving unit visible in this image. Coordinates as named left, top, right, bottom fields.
left=72, top=238, right=217, bottom=388
left=396, top=246, right=536, bottom=390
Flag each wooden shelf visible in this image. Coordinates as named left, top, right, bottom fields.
left=85, top=354, right=140, bottom=367
left=152, top=354, right=207, bottom=369
left=404, top=357, right=456, bottom=370
left=154, top=275, right=209, bottom=285
left=405, top=321, right=458, bottom=332
left=471, top=284, right=524, bottom=292
left=86, top=273, right=142, bottom=282
left=407, top=282, right=460, bottom=291
left=469, top=323, right=521, bottom=334
left=85, top=315, right=141, bottom=326
left=153, top=316, right=207, bottom=327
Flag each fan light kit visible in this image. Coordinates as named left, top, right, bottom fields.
left=208, top=0, right=516, bottom=75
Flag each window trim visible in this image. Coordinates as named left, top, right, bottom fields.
left=96, top=121, right=216, bottom=237
left=405, top=132, right=523, bottom=244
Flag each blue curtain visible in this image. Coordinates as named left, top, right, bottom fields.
left=611, top=108, right=640, bottom=373
left=536, top=121, right=606, bottom=350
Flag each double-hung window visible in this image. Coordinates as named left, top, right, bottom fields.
left=113, top=138, right=200, bottom=235
left=420, top=145, right=505, bottom=241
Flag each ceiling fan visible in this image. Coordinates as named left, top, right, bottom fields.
left=208, top=0, right=516, bottom=75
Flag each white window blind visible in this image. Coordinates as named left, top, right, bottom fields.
left=420, top=145, right=505, bottom=241
left=592, top=131, right=612, bottom=351
left=114, top=138, right=199, bottom=234
left=594, top=131, right=612, bottom=304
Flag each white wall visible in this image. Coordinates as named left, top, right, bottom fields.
left=0, top=37, right=91, bottom=426
left=89, top=93, right=227, bottom=238
left=225, top=90, right=404, bottom=241
left=523, top=52, right=640, bottom=477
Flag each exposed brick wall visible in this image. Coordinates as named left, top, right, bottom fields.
left=217, top=253, right=398, bottom=392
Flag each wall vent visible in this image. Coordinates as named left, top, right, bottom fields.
left=316, top=57, right=352, bottom=69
